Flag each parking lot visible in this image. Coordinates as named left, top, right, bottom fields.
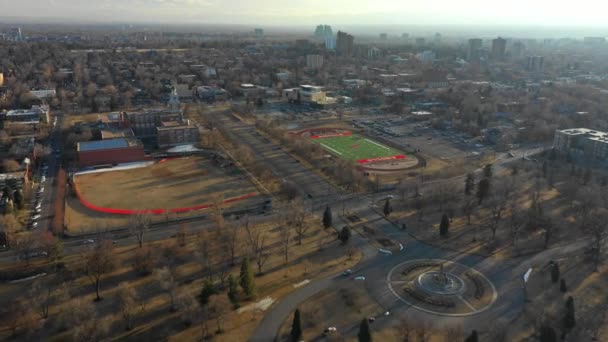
left=352, top=117, right=489, bottom=161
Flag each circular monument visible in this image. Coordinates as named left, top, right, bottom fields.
left=387, top=259, right=498, bottom=316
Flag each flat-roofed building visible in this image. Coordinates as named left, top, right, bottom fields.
left=2, top=106, right=49, bottom=124
left=77, top=138, right=145, bottom=167
left=554, top=128, right=608, bottom=162
left=157, top=120, right=200, bottom=148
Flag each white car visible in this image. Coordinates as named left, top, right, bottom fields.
left=82, top=239, right=95, bottom=245
left=32, top=214, right=41, bottom=220
left=354, top=276, right=366, bottom=281
left=38, top=187, right=45, bottom=193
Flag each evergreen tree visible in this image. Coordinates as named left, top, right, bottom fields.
left=563, top=296, right=576, bottom=331
left=227, top=274, right=239, bottom=307
left=383, top=199, right=392, bottom=217
left=583, top=169, right=592, bottom=185
left=464, top=173, right=475, bottom=196
left=476, top=178, right=490, bottom=204
left=465, top=330, right=478, bottom=342
left=439, top=213, right=450, bottom=237
left=239, top=257, right=256, bottom=298
left=560, top=279, right=567, bottom=293
left=483, top=164, right=493, bottom=179
left=550, top=263, right=560, bottom=283
left=339, top=226, right=351, bottom=245
left=539, top=326, right=557, bottom=342
left=323, top=206, right=332, bottom=229
left=290, top=309, right=303, bottom=342
left=357, top=318, right=372, bottom=342
left=13, top=190, right=24, bottom=210
left=198, top=279, right=217, bottom=306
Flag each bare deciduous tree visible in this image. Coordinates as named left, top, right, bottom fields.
left=290, top=199, right=308, bottom=245
left=129, top=213, right=151, bottom=248
left=585, top=208, right=608, bottom=272
left=208, top=294, right=230, bottom=334
left=196, top=232, right=213, bottom=281
left=83, top=239, right=116, bottom=301
left=279, top=224, right=291, bottom=267
left=244, top=221, right=270, bottom=274
left=116, top=282, right=145, bottom=331
left=155, top=266, right=178, bottom=312
left=508, top=203, right=526, bottom=247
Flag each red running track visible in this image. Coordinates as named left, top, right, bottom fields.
left=72, top=182, right=258, bottom=215
left=357, top=154, right=406, bottom=164
left=309, top=131, right=352, bottom=139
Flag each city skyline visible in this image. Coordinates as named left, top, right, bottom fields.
left=3, top=0, right=608, bottom=30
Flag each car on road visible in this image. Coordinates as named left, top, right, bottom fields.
left=38, top=187, right=45, bottom=193
left=342, top=269, right=353, bottom=276
left=22, top=251, right=48, bottom=259
left=508, top=152, right=515, bottom=157
left=32, top=214, right=41, bottom=220
left=82, top=239, right=95, bottom=245
left=354, top=276, right=366, bottom=281
left=323, top=327, right=337, bottom=335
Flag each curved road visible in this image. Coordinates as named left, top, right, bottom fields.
left=250, top=208, right=589, bottom=341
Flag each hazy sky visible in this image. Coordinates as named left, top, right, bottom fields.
left=2, top=0, right=608, bottom=27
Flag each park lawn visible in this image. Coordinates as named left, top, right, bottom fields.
left=313, top=134, right=404, bottom=162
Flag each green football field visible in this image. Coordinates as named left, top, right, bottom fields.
left=313, top=134, right=404, bottom=162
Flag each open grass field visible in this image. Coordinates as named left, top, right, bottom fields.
left=65, top=156, right=258, bottom=232
left=312, top=134, right=406, bottom=164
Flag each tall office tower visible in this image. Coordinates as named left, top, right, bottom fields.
left=314, top=25, right=333, bottom=40
left=511, top=41, right=525, bottom=58
left=491, top=37, right=507, bottom=60
left=526, top=56, right=544, bottom=72
left=336, top=31, right=354, bottom=56
left=467, top=38, right=483, bottom=63
left=306, top=54, right=324, bottom=69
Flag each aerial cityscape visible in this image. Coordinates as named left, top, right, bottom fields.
left=1, top=1, right=608, bottom=341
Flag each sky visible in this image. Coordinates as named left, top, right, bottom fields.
left=2, top=0, right=608, bottom=28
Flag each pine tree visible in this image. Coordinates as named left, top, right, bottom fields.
left=198, top=279, right=217, bottom=306
left=13, top=190, right=24, bottom=210
left=483, top=164, right=493, bottom=179
left=383, top=199, right=392, bottom=217
left=550, top=263, right=560, bottom=283
left=563, top=296, right=576, bottom=331
left=465, top=330, right=478, bottom=342
left=476, top=178, right=490, bottom=204
left=539, top=326, right=557, bottom=342
left=439, top=213, right=450, bottom=237
left=357, top=318, right=372, bottom=342
left=290, top=309, right=303, bottom=342
left=227, top=274, right=239, bottom=307
left=239, top=257, right=255, bottom=298
left=339, top=226, right=351, bottom=245
left=464, top=173, right=475, bottom=196
left=583, top=169, right=592, bottom=185
left=323, top=206, right=332, bottom=229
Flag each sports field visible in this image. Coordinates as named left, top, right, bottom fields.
left=312, top=133, right=406, bottom=164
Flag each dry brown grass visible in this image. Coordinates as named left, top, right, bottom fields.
left=65, top=156, right=258, bottom=233
left=0, top=217, right=361, bottom=342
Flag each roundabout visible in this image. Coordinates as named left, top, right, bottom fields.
left=387, top=259, right=498, bottom=317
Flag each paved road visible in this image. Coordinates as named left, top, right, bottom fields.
left=249, top=198, right=586, bottom=341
